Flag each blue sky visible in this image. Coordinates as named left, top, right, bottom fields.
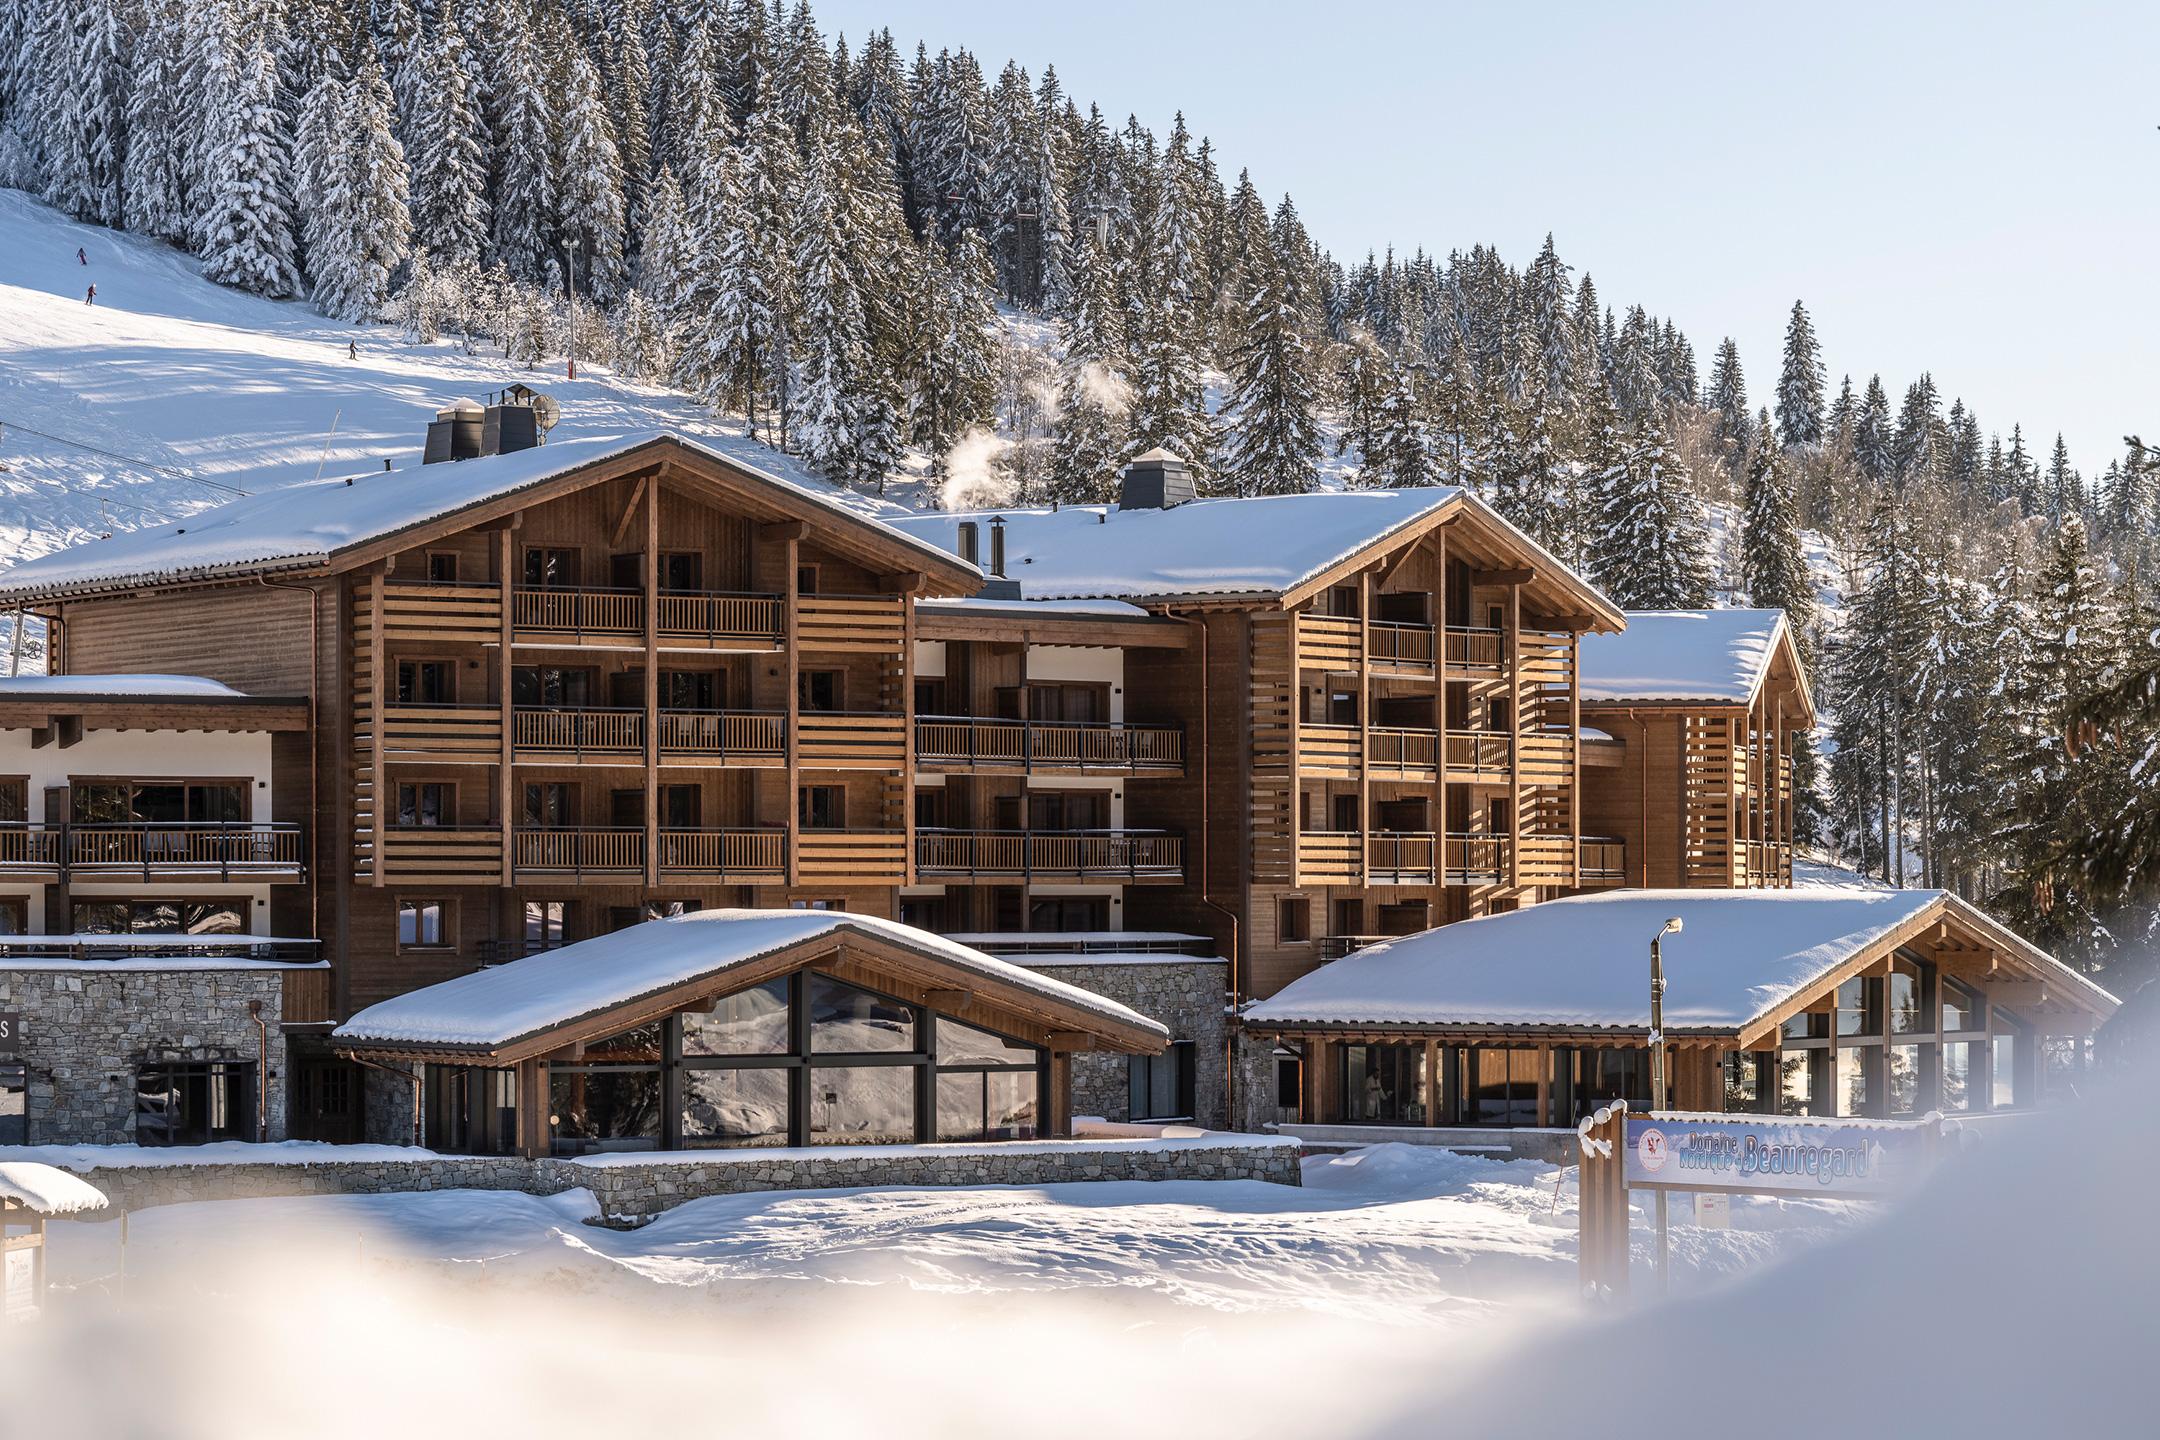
left=813, top=0, right=2155, bottom=477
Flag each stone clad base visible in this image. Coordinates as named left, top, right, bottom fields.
left=1276, top=1122, right=1578, bottom=1165
left=39, top=1134, right=1303, bottom=1222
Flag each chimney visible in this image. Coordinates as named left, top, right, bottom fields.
left=423, top=402, right=485, bottom=464
left=956, top=520, right=979, bottom=566
left=1117, top=448, right=1196, bottom=510
left=482, top=403, right=540, bottom=457
left=988, top=516, right=1006, bottom=578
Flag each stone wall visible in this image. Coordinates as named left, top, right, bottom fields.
left=42, top=1134, right=1304, bottom=1221
left=1019, top=959, right=1228, bottom=1128
left=0, top=965, right=291, bottom=1144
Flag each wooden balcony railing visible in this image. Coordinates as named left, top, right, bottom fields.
left=513, top=585, right=644, bottom=639
left=378, top=826, right=504, bottom=883
left=1367, top=727, right=1439, bottom=777
left=1444, top=728, right=1514, bottom=779
left=798, top=711, right=908, bottom=769
left=376, top=580, right=501, bottom=643
left=657, top=827, right=787, bottom=879
left=1295, top=831, right=1364, bottom=884
left=1318, top=934, right=1396, bottom=960
left=796, top=828, right=908, bottom=883
left=1445, top=626, right=1506, bottom=670
left=1444, top=832, right=1509, bottom=884
left=797, top=594, right=906, bottom=653
left=0, top=823, right=61, bottom=872
left=1368, top=622, right=1438, bottom=672
left=656, top=709, right=787, bottom=761
left=915, top=829, right=1184, bottom=882
left=1293, top=612, right=1362, bottom=671
left=1297, top=723, right=1363, bottom=776
left=475, top=936, right=572, bottom=967
left=380, top=702, right=501, bottom=758
left=0, top=935, right=319, bottom=963
left=513, top=706, right=644, bottom=756
left=66, top=823, right=305, bottom=879
left=1738, top=840, right=1792, bottom=887
left=914, top=717, right=1185, bottom=773
left=654, top=591, right=785, bottom=648
left=1367, top=831, right=1438, bottom=884
left=1578, top=836, right=1627, bottom=886
left=514, top=826, right=644, bottom=876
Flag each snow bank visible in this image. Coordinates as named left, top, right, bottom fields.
left=0, top=1160, right=109, bottom=1214
left=1578, top=608, right=1787, bottom=705
left=562, top=1131, right=1295, bottom=1169
left=336, top=908, right=1168, bottom=1049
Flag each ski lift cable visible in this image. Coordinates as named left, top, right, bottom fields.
left=0, top=416, right=252, bottom=496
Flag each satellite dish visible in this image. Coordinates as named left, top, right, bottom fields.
left=530, top=393, right=561, bottom=433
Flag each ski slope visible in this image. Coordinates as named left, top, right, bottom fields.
left=0, top=188, right=906, bottom=580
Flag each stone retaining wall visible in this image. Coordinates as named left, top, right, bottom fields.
left=44, top=1135, right=1303, bottom=1221
left=1277, top=1121, right=1578, bottom=1165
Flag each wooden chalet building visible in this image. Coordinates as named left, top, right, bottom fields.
left=1577, top=610, right=1814, bottom=890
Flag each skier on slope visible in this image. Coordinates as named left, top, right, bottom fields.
left=84, top=284, right=95, bottom=305
left=347, top=340, right=357, bottom=360
left=76, top=247, right=86, bottom=265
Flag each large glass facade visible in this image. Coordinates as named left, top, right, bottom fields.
left=1470, top=1048, right=1541, bottom=1126
left=519, top=971, right=1047, bottom=1154
left=1340, top=1044, right=1427, bottom=1123
left=1776, top=950, right=2027, bottom=1119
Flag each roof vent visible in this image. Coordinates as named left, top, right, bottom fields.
left=423, top=402, right=485, bottom=464
left=1117, top=448, right=1196, bottom=510
left=956, top=520, right=979, bottom=566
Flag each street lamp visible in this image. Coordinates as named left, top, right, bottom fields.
left=1650, top=916, right=1682, bottom=1112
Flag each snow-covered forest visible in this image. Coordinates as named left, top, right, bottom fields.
left=2, top=0, right=2158, bottom=983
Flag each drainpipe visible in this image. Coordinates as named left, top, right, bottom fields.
left=1173, top=609, right=1241, bottom=1124
left=246, top=999, right=269, bottom=1138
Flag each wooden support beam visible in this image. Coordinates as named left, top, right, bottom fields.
left=1472, top=567, right=1536, bottom=587
left=760, top=520, right=808, bottom=543
left=783, top=530, right=801, bottom=887
left=497, top=527, right=514, bottom=884
left=924, top=988, right=972, bottom=1012
left=643, top=477, right=660, bottom=885
left=609, top=474, right=649, bottom=548
left=369, top=565, right=386, bottom=888
left=1046, top=1031, right=1097, bottom=1052
left=1988, top=981, right=2050, bottom=1009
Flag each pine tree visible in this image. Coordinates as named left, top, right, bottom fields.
left=306, top=56, right=410, bottom=321
left=407, top=19, right=489, bottom=267
left=1852, top=375, right=1893, bottom=484
left=121, top=0, right=194, bottom=242
left=2045, top=433, right=2081, bottom=519
left=1776, top=300, right=1826, bottom=450
left=200, top=38, right=303, bottom=298
left=788, top=130, right=872, bottom=482
left=1215, top=248, right=1321, bottom=496
left=1588, top=409, right=1713, bottom=608
left=556, top=46, right=627, bottom=300
left=42, top=0, right=126, bottom=225
left=1361, top=360, right=1433, bottom=490
left=490, top=17, right=555, bottom=284
left=1704, top=337, right=1751, bottom=474
left=910, top=228, right=999, bottom=470
left=1741, top=408, right=1814, bottom=633
left=1046, top=230, right=1130, bottom=503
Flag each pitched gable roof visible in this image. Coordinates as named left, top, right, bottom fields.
left=0, top=432, right=978, bottom=601
left=1579, top=608, right=1813, bottom=721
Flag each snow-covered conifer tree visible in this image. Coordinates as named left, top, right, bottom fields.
left=1215, top=248, right=1320, bottom=497
left=407, top=20, right=489, bottom=266
left=556, top=46, right=627, bottom=300
left=1588, top=409, right=1712, bottom=608
left=199, top=38, right=303, bottom=298
left=1775, top=300, right=1825, bottom=450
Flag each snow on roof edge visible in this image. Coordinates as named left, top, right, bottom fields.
left=0, top=1161, right=110, bottom=1214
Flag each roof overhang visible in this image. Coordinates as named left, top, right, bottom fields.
left=0, top=695, right=309, bottom=733
left=334, top=924, right=1168, bottom=1067
left=912, top=601, right=1194, bottom=648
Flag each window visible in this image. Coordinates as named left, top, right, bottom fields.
left=398, top=898, right=450, bottom=949
left=659, top=552, right=702, bottom=592
left=1275, top=1056, right=1301, bottom=1110
left=791, top=898, right=845, bottom=911
left=425, top=1066, right=516, bottom=1155
left=396, top=782, right=451, bottom=827
left=659, top=785, right=701, bottom=829
left=1021, top=682, right=1108, bottom=724
left=522, top=783, right=578, bottom=828
left=798, top=670, right=843, bottom=712
left=1341, top=1043, right=1424, bottom=1124
left=135, top=1060, right=256, bottom=1145
left=524, top=901, right=568, bottom=950
left=522, top=546, right=580, bottom=588
left=1941, top=1041, right=1977, bottom=1112
left=512, top=666, right=595, bottom=708
left=395, top=659, right=455, bottom=704
left=1130, top=1040, right=1198, bottom=1121
left=1469, top=1046, right=1541, bottom=1126
left=548, top=1021, right=663, bottom=1156
left=0, top=777, right=25, bottom=823
left=1575, top=1048, right=1651, bottom=1120
left=74, top=900, right=244, bottom=935
left=1723, top=1052, right=1770, bottom=1113
left=1375, top=901, right=1429, bottom=936
left=1028, top=895, right=1108, bottom=932
left=1888, top=1043, right=1923, bottom=1115
left=426, top=552, right=460, bottom=583
left=1837, top=1047, right=1873, bottom=1117
left=1888, top=957, right=1928, bottom=1035
left=914, top=677, right=948, bottom=715
left=0, top=898, right=26, bottom=936
left=1778, top=1050, right=1823, bottom=1116
left=1992, top=1016, right=2023, bottom=1109
left=1277, top=897, right=1311, bottom=944
left=682, top=979, right=792, bottom=1056
left=1836, top=976, right=1881, bottom=1037
left=73, top=781, right=244, bottom=825
left=809, top=974, right=915, bottom=1052
left=0, top=1063, right=25, bottom=1145
left=798, top=787, right=845, bottom=830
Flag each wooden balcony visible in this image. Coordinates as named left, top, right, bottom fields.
left=1738, top=840, right=1793, bottom=888
left=915, top=830, right=1184, bottom=884
left=798, top=711, right=908, bottom=770
left=513, top=706, right=643, bottom=759
left=514, top=826, right=644, bottom=877
left=510, top=587, right=787, bottom=649
left=1293, top=613, right=1362, bottom=671
left=1578, top=836, right=1627, bottom=887
left=65, top=824, right=305, bottom=881
left=655, top=592, right=785, bottom=650
left=1444, top=728, right=1514, bottom=782
left=376, top=581, right=501, bottom=644
left=1445, top=626, right=1506, bottom=672
left=657, top=710, right=786, bottom=765
left=1368, top=622, right=1437, bottom=674
left=914, top=717, right=1184, bottom=774
left=377, top=826, right=505, bottom=884
left=797, top=828, right=908, bottom=883
left=0, top=823, right=61, bottom=875
left=797, top=594, right=906, bottom=653
left=1366, top=727, right=1439, bottom=780
left=1298, top=723, right=1363, bottom=778
left=513, top=585, right=645, bottom=643
left=656, top=828, right=787, bottom=881
left=1295, top=831, right=1364, bottom=884
left=1444, top=833, right=1509, bottom=885
left=379, top=703, right=501, bottom=760
left=1367, top=832, right=1438, bottom=884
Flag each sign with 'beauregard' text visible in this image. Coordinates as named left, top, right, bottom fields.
left=1624, top=1114, right=1936, bottom=1198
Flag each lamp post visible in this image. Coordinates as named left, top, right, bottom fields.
left=1650, top=915, right=1682, bottom=1295
left=1650, top=916, right=1682, bottom=1112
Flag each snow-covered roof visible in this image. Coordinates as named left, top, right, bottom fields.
left=915, top=596, right=1156, bottom=619
left=0, top=1161, right=109, bottom=1215
left=888, top=489, right=1467, bottom=602
left=0, top=432, right=975, bottom=600
left=1578, top=609, right=1790, bottom=707
left=1242, top=887, right=2114, bottom=1034
left=334, top=909, right=1167, bottom=1051
left=0, top=673, right=248, bottom=699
